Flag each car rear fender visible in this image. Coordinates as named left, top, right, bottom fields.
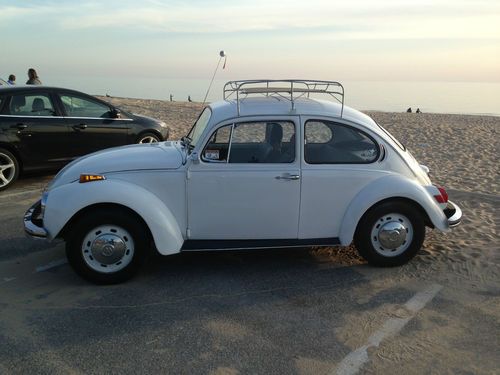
left=339, top=174, right=449, bottom=246
left=45, top=179, right=184, bottom=255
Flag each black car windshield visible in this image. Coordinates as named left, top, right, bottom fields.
left=186, top=107, right=211, bottom=150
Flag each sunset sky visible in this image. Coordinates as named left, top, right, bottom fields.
left=1, top=0, right=499, bottom=83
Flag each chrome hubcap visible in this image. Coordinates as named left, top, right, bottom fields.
left=82, top=225, right=134, bottom=273
left=0, top=152, right=16, bottom=188
left=139, top=136, right=158, bottom=144
left=370, top=213, right=413, bottom=257
left=378, top=222, right=407, bottom=249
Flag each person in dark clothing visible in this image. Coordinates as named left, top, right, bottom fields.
left=406, top=107, right=412, bottom=113
left=26, top=68, right=42, bottom=85
left=416, top=108, right=421, bottom=113
left=7, top=74, right=15, bottom=85
left=188, top=95, right=192, bottom=102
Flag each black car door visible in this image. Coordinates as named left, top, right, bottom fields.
left=57, top=92, right=129, bottom=156
left=0, top=91, right=72, bottom=169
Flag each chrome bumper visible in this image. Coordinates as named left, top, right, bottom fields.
left=445, top=200, right=462, bottom=227
left=24, top=200, right=48, bottom=238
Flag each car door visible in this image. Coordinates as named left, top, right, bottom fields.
left=58, top=92, right=129, bottom=157
left=187, top=117, right=301, bottom=240
left=0, top=91, right=72, bottom=168
left=298, top=117, right=382, bottom=239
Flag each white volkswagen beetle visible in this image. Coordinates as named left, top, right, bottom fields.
left=24, top=80, right=462, bottom=284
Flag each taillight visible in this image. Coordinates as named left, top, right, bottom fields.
left=434, top=186, right=448, bottom=203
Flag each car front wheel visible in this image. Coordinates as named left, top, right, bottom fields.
left=354, top=201, right=425, bottom=266
left=0, top=148, right=19, bottom=191
left=137, top=132, right=161, bottom=144
left=66, top=209, right=149, bottom=284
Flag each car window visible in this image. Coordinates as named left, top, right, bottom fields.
left=202, top=121, right=295, bottom=164
left=305, top=120, right=379, bottom=164
left=305, top=121, right=332, bottom=143
left=9, top=94, right=56, bottom=116
left=202, top=124, right=232, bottom=162
left=61, top=94, right=112, bottom=118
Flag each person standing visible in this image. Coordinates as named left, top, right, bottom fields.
left=7, top=74, right=15, bottom=85
left=26, top=68, right=42, bottom=85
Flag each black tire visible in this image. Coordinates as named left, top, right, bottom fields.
left=137, top=132, right=161, bottom=144
left=0, top=148, right=19, bottom=191
left=66, top=208, right=149, bottom=284
left=354, top=201, right=425, bottom=267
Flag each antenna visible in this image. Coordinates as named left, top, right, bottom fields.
left=202, top=50, right=226, bottom=105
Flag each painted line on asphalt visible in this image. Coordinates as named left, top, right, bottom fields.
left=334, top=283, right=443, bottom=375
left=0, top=188, right=43, bottom=199
left=35, top=258, right=68, bottom=273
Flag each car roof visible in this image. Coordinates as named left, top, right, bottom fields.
left=208, top=97, right=378, bottom=131
left=0, top=85, right=84, bottom=94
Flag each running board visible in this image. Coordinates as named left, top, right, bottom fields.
left=181, top=238, right=340, bottom=251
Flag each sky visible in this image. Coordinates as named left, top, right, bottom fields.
left=1, top=0, right=499, bottom=84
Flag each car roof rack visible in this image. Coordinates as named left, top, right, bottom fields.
left=223, top=79, right=345, bottom=117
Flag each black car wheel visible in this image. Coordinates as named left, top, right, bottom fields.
left=66, top=208, right=149, bottom=284
left=137, top=132, right=161, bottom=144
left=0, top=148, right=19, bottom=191
left=354, top=201, right=425, bottom=267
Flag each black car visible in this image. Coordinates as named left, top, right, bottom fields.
left=0, top=86, right=169, bottom=190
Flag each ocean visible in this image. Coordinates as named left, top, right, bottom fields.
left=42, top=76, right=499, bottom=116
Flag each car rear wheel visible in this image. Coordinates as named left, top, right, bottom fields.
left=66, top=209, right=149, bottom=284
left=137, top=132, right=160, bottom=144
left=0, top=148, right=19, bottom=191
left=354, top=201, right=425, bottom=266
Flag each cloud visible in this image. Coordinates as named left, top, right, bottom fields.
left=1, top=0, right=499, bottom=40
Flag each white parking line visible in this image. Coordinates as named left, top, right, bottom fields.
left=0, top=188, right=43, bottom=199
left=334, top=284, right=443, bottom=375
left=35, top=258, right=68, bottom=273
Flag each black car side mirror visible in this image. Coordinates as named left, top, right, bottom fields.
left=110, top=108, right=121, bottom=118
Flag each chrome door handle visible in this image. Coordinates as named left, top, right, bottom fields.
left=72, top=124, right=87, bottom=131
left=276, top=173, right=300, bottom=180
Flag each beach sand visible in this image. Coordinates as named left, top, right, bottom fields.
left=100, top=96, right=499, bottom=283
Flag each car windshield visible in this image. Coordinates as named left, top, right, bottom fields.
left=186, top=107, right=211, bottom=151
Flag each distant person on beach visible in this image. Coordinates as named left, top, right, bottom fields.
left=7, top=74, right=15, bottom=85
left=406, top=107, right=412, bottom=113
left=170, top=94, right=173, bottom=102
left=26, top=68, right=42, bottom=85
left=188, top=95, right=192, bottom=102
left=416, top=108, right=421, bottom=113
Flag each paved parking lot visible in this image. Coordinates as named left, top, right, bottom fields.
left=1, top=176, right=499, bottom=374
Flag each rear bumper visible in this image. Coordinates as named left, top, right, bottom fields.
left=24, top=200, right=48, bottom=238
left=444, top=200, right=462, bottom=227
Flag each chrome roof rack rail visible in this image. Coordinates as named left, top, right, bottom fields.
left=223, top=79, right=345, bottom=117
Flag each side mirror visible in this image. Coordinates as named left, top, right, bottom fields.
left=189, top=151, right=200, bottom=164
left=110, top=108, right=121, bottom=118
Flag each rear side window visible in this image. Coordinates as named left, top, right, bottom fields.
left=9, top=94, right=56, bottom=116
left=305, top=120, right=379, bottom=164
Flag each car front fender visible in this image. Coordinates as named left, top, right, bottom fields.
left=44, top=179, right=184, bottom=255
left=339, top=174, right=449, bottom=246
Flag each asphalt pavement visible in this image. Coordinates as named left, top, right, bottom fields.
left=0, top=176, right=498, bottom=375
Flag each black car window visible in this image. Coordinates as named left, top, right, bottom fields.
left=305, top=120, right=379, bottom=164
left=61, top=95, right=112, bottom=118
left=9, top=94, right=56, bottom=116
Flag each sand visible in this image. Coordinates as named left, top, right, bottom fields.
left=100, top=95, right=499, bottom=280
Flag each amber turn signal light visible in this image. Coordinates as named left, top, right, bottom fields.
left=79, top=174, right=106, bottom=183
